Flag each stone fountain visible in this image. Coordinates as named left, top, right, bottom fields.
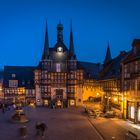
left=11, top=106, right=29, bottom=123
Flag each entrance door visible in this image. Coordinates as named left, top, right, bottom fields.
left=56, top=89, right=63, bottom=100
left=55, top=89, right=63, bottom=108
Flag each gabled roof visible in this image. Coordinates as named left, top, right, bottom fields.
left=4, top=66, right=36, bottom=88
left=122, top=39, right=140, bottom=64
left=100, top=52, right=128, bottom=80
left=53, top=42, right=68, bottom=52
left=78, top=61, right=102, bottom=79
left=122, top=50, right=140, bottom=64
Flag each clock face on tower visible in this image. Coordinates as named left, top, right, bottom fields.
left=57, top=47, right=63, bottom=52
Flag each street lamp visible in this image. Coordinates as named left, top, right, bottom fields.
left=96, top=92, right=100, bottom=96
left=104, top=94, right=111, bottom=111
left=113, top=97, right=117, bottom=102
left=107, top=96, right=111, bottom=111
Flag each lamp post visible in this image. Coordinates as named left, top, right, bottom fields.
left=107, top=96, right=111, bottom=111
left=104, top=93, right=111, bottom=112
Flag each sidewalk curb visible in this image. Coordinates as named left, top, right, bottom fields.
left=87, top=117, right=106, bottom=140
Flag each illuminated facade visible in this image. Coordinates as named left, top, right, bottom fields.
left=122, top=39, right=140, bottom=123
left=83, top=79, right=102, bottom=102
left=3, top=21, right=140, bottom=123
left=4, top=66, right=35, bottom=104
left=34, top=22, right=84, bottom=107
left=100, top=49, right=128, bottom=116
left=3, top=22, right=101, bottom=107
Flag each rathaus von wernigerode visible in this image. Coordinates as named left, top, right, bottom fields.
left=3, top=21, right=140, bottom=124
left=4, top=22, right=101, bottom=107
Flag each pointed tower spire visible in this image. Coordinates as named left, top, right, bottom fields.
left=104, top=42, right=112, bottom=65
left=42, top=20, right=49, bottom=60
left=57, top=21, right=63, bottom=42
left=69, top=21, right=76, bottom=59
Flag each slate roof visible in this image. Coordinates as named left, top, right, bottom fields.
left=0, top=70, right=4, bottom=80
left=4, top=66, right=36, bottom=88
left=122, top=50, right=140, bottom=64
left=100, top=52, right=128, bottom=80
left=53, top=42, right=68, bottom=52
left=78, top=61, right=102, bottom=79
left=122, top=39, right=140, bottom=64
left=132, top=39, right=140, bottom=47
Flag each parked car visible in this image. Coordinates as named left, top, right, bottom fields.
left=87, top=109, right=97, bottom=118
left=104, top=111, right=116, bottom=118
left=94, top=110, right=103, bottom=117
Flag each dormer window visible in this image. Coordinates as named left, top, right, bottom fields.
left=22, top=80, right=25, bottom=85
left=12, top=74, right=16, bottom=78
left=57, top=47, right=63, bottom=52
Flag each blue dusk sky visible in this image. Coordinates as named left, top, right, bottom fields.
left=0, top=0, right=140, bottom=69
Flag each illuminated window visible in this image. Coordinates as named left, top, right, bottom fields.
left=138, top=107, right=140, bottom=121
left=131, top=106, right=135, bottom=119
left=56, top=63, right=61, bottom=72
left=9, top=80, right=18, bottom=87
left=44, top=100, right=49, bottom=106
left=70, top=100, right=75, bottom=106
left=71, top=73, right=74, bottom=79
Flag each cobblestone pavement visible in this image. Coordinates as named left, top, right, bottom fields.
left=89, top=116, right=140, bottom=140
left=0, top=107, right=103, bottom=140
left=88, top=117, right=127, bottom=140
left=2, top=106, right=140, bottom=140
left=84, top=102, right=140, bottom=140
